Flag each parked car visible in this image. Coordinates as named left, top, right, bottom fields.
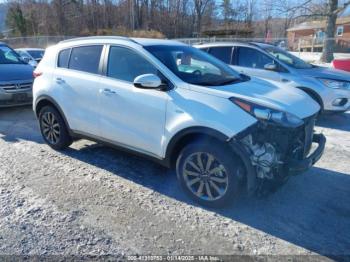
left=195, top=42, right=350, bottom=113
left=15, top=48, right=45, bottom=67
left=0, top=42, right=34, bottom=107
left=33, top=37, right=325, bottom=206
left=332, top=58, right=350, bottom=72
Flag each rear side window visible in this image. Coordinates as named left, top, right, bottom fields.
left=209, top=47, right=233, bottom=64
left=107, top=46, right=157, bottom=82
left=57, top=49, right=70, bottom=68
left=68, top=45, right=103, bottom=74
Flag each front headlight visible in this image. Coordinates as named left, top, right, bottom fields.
left=231, top=98, right=304, bottom=128
left=318, top=78, right=350, bottom=90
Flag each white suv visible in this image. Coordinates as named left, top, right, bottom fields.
left=33, top=37, right=325, bottom=206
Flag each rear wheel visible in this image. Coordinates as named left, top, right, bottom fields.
left=39, top=106, right=72, bottom=150
left=176, top=141, right=243, bottom=207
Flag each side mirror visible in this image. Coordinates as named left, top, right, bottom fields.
left=134, top=74, right=162, bottom=89
left=21, top=57, right=30, bottom=63
left=264, top=63, right=277, bottom=71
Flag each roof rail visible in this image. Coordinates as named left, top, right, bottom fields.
left=59, top=36, right=139, bottom=44
left=248, top=41, right=276, bottom=47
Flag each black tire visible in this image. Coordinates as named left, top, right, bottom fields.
left=39, top=105, right=72, bottom=150
left=176, top=141, right=243, bottom=207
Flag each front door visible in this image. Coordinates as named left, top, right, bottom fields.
left=98, top=46, right=168, bottom=158
left=231, top=46, right=283, bottom=82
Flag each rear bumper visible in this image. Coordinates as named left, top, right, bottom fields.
left=288, top=133, right=326, bottom=174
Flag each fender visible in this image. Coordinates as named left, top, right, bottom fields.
left=165, top=126, right=229, bottom=162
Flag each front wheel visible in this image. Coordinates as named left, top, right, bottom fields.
left=176, top=141, right=243, bottom=207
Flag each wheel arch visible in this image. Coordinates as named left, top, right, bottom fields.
left=296, top=86, right=324, bottom=111
left=35, top=95, right=71, bottom=131
left=164, top=126, right=230, bottom=168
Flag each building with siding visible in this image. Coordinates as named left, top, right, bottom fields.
left=287, top=7, right=350, bottom=52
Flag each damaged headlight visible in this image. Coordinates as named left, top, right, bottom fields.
left=231, top=98, right=304, bottom=128
left=318, top=78, right=350, bottom=90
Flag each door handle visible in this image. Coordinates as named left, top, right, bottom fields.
left=55, top=77, right=65, bottom=84
left=99, top=88, right=116, bottom=95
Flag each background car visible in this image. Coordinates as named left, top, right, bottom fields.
left=0, top=42, right=34, bottom=107
left=15, top=48, right=45, bottom=67
left=195, top=42, right=350, bottom=113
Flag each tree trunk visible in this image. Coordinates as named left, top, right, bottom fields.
left=321, top=0, right=338, bottom=63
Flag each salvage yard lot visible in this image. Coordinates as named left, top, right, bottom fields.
left=0, top=106, right=349, bottom=260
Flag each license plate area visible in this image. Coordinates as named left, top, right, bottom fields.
left=13, top=93, right=28, bottom=102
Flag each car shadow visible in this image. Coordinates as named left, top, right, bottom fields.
left=316, top=112, right=350, bottom=132
left=63, top=143, right=350, bottom=259
left=0, top=106, right=44, bottom=143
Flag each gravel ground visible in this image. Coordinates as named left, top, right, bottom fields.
left=0, top=106, right=349, bottom=261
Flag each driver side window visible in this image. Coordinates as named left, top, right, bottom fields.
left=107, top=46, right=158, bottom=82
left=237, top=47, right=273, bottom=69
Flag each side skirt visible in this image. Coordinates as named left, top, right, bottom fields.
left=70, top=130, right=170, bottom=168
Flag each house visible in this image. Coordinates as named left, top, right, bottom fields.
left=287, top=7, right=350, bottom=52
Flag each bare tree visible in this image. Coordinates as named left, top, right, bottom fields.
left=193, top=0, right=212, bottom=36
left=320, top=0, right=350, bottom=62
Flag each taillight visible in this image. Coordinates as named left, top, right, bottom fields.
left=33, top=71, right=42, bottom=78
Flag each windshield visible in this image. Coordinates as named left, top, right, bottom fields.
left=264, top=46, right=313, bottom=69
left=0, top=46, right=25, bottom=65
left=27, top=50, right=44, bottom=59
left=144, top=45, right=242, bottom=86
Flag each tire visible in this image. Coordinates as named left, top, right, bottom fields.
left=39, top=105, right=72, bottom=150
left=176, top=141, right=243, bottom=207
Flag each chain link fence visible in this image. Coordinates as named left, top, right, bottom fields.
left=0, top=36, right=76, bottom=49
left=2, top=35, right=350, bottom=64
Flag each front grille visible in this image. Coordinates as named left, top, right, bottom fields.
left=0, top=82, right=33, bottom=93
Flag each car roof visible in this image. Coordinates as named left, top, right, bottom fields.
left=58, top=36, right=186, bottom=47
left=194, top=41, right=275, bottom=49
left=16, top=48, right=45, bottom=51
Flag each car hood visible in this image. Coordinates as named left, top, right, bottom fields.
left=296, top=66, right=350, bottom=81
left=0, top=64, right=34, bottom=81
left=189, top=77, right=320, bottom=119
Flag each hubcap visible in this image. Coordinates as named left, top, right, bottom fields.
left=182, top=152, right=228, bottom=201
left=41, top=112, right=60, bottom=144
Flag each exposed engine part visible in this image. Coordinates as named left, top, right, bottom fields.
left=241, top=135, right=282, bottom=179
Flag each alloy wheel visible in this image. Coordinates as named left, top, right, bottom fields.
left=182, top=152, right=229, bottom=201
left=41, top=112, right=60, bottom=144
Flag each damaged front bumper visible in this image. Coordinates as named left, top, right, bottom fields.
left=287, top=133, right=326, bottom=175
left=230, top=113, right=326, bottom=194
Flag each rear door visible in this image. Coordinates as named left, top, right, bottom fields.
left=98, top=45, right=169, bottom=157
left=231, top=46, right=283, bottom=81
left=53, top=45, right=104, bottom=136
left=208, top=46, right=233, bottom=65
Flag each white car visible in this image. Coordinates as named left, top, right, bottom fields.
left=195, top=42, right=350, bottom=113
left=16, top=48, right=45, bottom=67
left=33, top=37, right=325, bottom=206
